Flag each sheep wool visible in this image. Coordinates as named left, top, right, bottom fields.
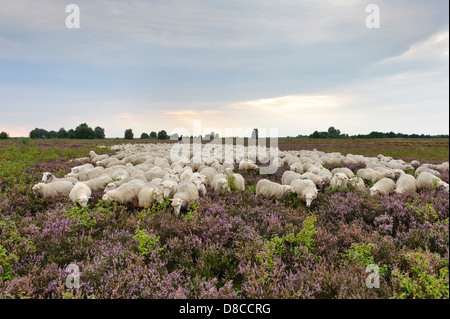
left=69, top=182, right=92, bottom=207
left=32, top=181, right=74, bottom=197
left=255, top=179, right=294, bottom=200
left=369, top=178, right=396, bottom=196
left=289, top=179, right=318, bottom=207
left=395, top=174, right=417, bottom=194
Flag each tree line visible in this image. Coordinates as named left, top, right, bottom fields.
left=29, top=123, right=105, bottom=139
left=294, top=127, right=449, bottom=139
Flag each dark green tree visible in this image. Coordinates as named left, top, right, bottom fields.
left=140, top=132, right=149, bottom=139
left=75, top=123, right=95, bottom=139
left=57, top=128, right=69, bottom=139
left=157, top=130, right=168, bottom=140
left=94, top=126, right=105, bottom=139
left=0, top=131, right=9, bottom=139
left=124, top=129, right=134, bottom=139
left=150, top=131, right=157, bottom=138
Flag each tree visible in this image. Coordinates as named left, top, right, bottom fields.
left=124, top=129, right=134, bottom=139
left=0, top=131, right=9, bottom=139
left=157, top=130, right=168, bottom=140
left=29, top=128, right=49, bottom=139
left=57, top=128, right=69, bottom=139
left=68, top=129, right=76, bottom=139
left=75, top=123, right=95, bottom=139
left=140, top=132, right=149, bottom=139
left=48, top=130, right=58, bottom=139
left=94, top=126, right=105, bottom=139
left=327, top=126, right=341, bottom=137
left=150, top=131, right=157, bottom=138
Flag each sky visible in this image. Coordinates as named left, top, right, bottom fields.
left=0, top=0, right=448, bottom=138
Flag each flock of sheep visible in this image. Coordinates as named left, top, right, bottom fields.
left=31, top=143, right=450, bottom=213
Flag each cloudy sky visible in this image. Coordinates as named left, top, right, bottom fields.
left=0, top=0, right=448, bottom=138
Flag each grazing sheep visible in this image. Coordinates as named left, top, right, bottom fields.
left=159, top=179, right=178, bottom=198
left=211, top=174, right=228, bottom=192
left=348, top=176, right=366, bottom=191
left=415, top=166, right=441, bottom=178
left=84, top=174, right=113, bottom=192
left=317, top=168, right=332, bottom=184
left=67, top=167, right=105, bottom=182
left=191, top=179, right=207, bottom=196
left=281, top=171, right=302, bottom=185
left=102, top=180, right=146, bottom=204
left=227, top=173, right=245, bottom=191
left=70, top=163, right=94, bottom=174
left=255, top=179, right=294, bottom=200
left=69, top=182, right=92, bottom=207
left=32, top=181, right=74, bottom=197
left=331, top=167, right=354, bottom=178
left=239, top=161, right=259, bottom=172
left=357, top=168, right=395, bottom=183
left=416, top=172, right=449, bottom=192
left=170, top=182, right=199, bottom=215
left=300, top=172, right=324, bottom=186
left=198, top=167, right=219, bottom=186
left=330, top=172, right=350, bottom=191
left=137, top=185, right=159, bottom=208
left=395, top=174, right=417, bottom=194
left=41, top=172, right=78, bottom=184
left=289, top=162, right=304, bottom=174
left=290, top=179, right=318, bottom=207
left=369, top=178, right=396, bottom=196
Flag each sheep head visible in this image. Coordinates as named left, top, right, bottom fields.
left=32, top=184, right=42, bottom=196
left=170, top=198, right=185, bottom=215
left=282, top=185, right=295, bottom=194
left=41, top=172, right=53, bottom=183
left=305, top=193, right=316, bottom=207
left=78, top=195, right=90, bottom=207
left=369, top=187, right=379, bottom=196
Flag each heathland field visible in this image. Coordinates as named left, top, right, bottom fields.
left=0, top=138, right=448, bottom=299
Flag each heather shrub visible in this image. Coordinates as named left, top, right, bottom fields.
left=391, top=249, right=449, bottom=299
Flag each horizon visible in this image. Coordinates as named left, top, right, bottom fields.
left=0, top=1, right=449, bottom=138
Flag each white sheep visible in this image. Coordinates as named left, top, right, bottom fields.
left=170, top=181, right=199, bottom=215
left=281, top=171, right=302, bottom=185
left=394, top=174, right=417, bottom=194
left=198, top=167, right=219, bottom=186
left=369, top=178, right=396, bottom=196
left=329, top=172, right=350, bottom=191
left=70, top=163, right=94, bottom=174
left=289, top=162, right=304, bottom=174
left=67, top=167, right=105, bottom=182
left=191, top=179, right=207, bottom=196
left=41, top=172, right=78, bottom=184
left=357, top=168, right=395, bottom=183
left=69, top=182, right=92, bottom=207
left=32, top=181, right=74, bottom=197
left=255, top=179, right=294, bottom=201
left=211, top=174, right=229, bottom=192
left=137, top=184, right=160, bottom=208
left=238, top=161, right=259, bottom=172
left=290, top=179, right=318, bottom=207
left=415, top=166, right=441, bottom=178
left=225, top=172, right=245, bottom=191
left=331, top=167, right=354, bottom=178
left=416, top=172, right=449, bottom=192
left=300, top=172, right=324, bottom=186
left=84, top=174, right=113, bottom=192
left=348, top=176, right=366, bottom=192
left=102, top=180, right=146, bottom=204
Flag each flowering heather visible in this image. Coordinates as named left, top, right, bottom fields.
left=0, top=139, right=448, bottom=299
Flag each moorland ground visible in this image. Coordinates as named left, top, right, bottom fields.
left=0, top=138, right=448, bottom=299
